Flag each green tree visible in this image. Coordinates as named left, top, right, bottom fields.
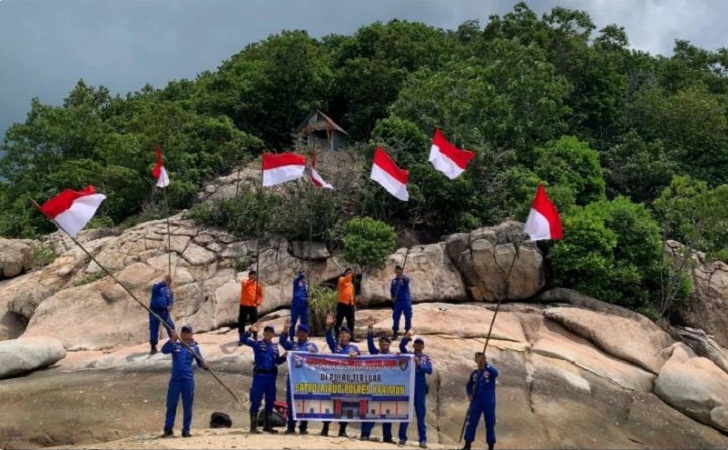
left=548, top=197, right=664, bottom=308
left=534, top=136, right=606, bottom=208
left=654, top=176, right=728, bottom=315
left=342, top=217, right=397, bottom=273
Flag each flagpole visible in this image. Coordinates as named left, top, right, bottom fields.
left=163, top=188, right=172, bottom=279
left=458, top=240, right=523, bottom=443
left=31, top=200, right=242, bottom=404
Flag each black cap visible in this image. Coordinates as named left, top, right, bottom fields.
left=395, top=265, right=403, bottom=271
left=180, top=325, right=193, bottom=333
left=249, top=270, right=257, bottom=276
left=379, top=335, right=391, bottom=343
left=339, top=326, right=351, bottom=334
left=263, top=325, right=275, bottom=333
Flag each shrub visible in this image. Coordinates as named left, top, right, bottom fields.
left=308, top=285, right=338, bottom=336
left=32, top=243, right=58, bottom=268
left=548, top=196, right=664, bottom=308
left=342, top=217, right=397, bottom=273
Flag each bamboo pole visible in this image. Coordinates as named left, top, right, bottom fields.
left=458, top=240, right=523, bottom=443
left=31, top=200, right=241, bottom=404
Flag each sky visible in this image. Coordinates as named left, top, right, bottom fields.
left=1, top=0, right=727, bottom=143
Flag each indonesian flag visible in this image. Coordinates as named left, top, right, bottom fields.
left=428, top=129, right=476, bottom=179
left=152, top=147, right=170, bottom=188
left=370, top=147, right=409, bottom=201
left=310, top=146, right=334, bottom=190
left=262, top=152, right=306, bottom=187
left=38, top=186, right=106, bottom=237
left=524, top=185, right=564, bottom=241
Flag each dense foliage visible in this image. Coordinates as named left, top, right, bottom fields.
left=2, top=3, right=728, bottom=315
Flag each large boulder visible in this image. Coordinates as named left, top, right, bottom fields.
left=672, top=326, right=728, bottom=375
left=0, top=336, right=66, bottom=379
left=544, top=306, right=673, bottom=374
left=360, top=244, right=467, bottom=306
left=0, top=238, right=34, bottom=279
left=668, top=241, right=728, bottom=349
left=0, top=281, right=25, bottom=341
left=655, top=343, right=728, bottom=433
left=445, top=222, right=544, bottom=301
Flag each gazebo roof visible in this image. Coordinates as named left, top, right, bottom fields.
left=296, top=109, right=349, bottom=136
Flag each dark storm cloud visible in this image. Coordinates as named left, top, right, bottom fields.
left=1, top=0, right=727, bottom=142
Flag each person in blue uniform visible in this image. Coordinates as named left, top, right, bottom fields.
left=241, top=323, right=287, bottom=434
left=360, top=315, right=394, bottom=442
left=280, top=317, right=318, bottom=435
left=399, top=330, right=433, bottom=448
left=390, top=265, right=412, bottom=341
left=149, top=275, right=175, bottom=355
left=320, top=313, right=361, bottom=437
left=288, top=269, right=309, bottom=339
left=462, top=352, right=499, bottom=450
left=161, top=325, right=207, bottom=438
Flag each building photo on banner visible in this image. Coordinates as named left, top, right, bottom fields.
left=288, top=352, right=415, bottom=422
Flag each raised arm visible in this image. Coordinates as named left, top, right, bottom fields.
left=486, top=363, right=499, bottom=379
left=241, top=325, right=258, bottom=348
left=325, top=314, right=336, bottom=353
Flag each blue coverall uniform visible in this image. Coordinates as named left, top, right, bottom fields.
left=288, top=274, right=309, bottom=339
left=241, top=332, right=286, bottom=416
left=464, top=365, right=499, bottom=446
left=390, top=276, right=412, bottom=334
left=149, top=281, right=175, bottom=345
left=360, top=331, right=393, bottom=441
left=161, top=339, right=204, bottom=435
left=279, top=332, right=318, bottom=433
left=399, top=337, right=432, bottom=446
left=323, top=327, right=360, bottom=435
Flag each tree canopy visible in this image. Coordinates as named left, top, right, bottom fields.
left=2, top=2, right=727, bottom=315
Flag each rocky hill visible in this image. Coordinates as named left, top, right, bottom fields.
left=1, top=184, right=728, bottom=449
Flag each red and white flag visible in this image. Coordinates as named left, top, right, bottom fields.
left=262, top=152, right=306, bottom=187
left=428, top=129, right=476, bottom=179
left=370, top=147, right=409, bottom=201
left=524, top=185, right=563, bottom=241
left=310, top=146, right=334, bottom=190
left=152, top=147, right=170, bottom=188
left=38, top=186, right=106, bottom=237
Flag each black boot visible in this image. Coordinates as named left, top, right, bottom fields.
left=249, top=412, right=258, bottom=434
left=338, top=422, right=348, bottom=437
left=460, top=441, right=472, bottom=450
left=488, top=444, right=494, bottom=450
left=320, top=422, right=329, bottom=436
left=150, top=343, right=157, bottom=355
left=263, top=412, right=278, bottom=434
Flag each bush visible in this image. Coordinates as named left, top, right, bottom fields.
left=32, top=243, right=58, bottom=268
left=342, top=217, right=397, bottom=272
left=308, top=285, right=338, bottom=336
left=548, top=197, right=664, bottom=308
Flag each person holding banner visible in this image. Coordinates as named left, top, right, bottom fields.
left=149, top=275, right=175, bottom=355
left=321, top=314, right=361, bottom=437
left=288, top=269, right=309, bottom=339
left=241, top=323, right=287, bottom=434
left=462, top=352, right=499, bottom=450
left=280, top=318, right=318, bottom=435
left=390, top=265, right=412, bottom=341
left=399, top=330, right=433, bottom=448
left=360, top=316, right=395, bottom=443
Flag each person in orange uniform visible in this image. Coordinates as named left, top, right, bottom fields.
left=238, top=270, right=264, bottom=345
left=336, top=268, right=357, bottom=342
